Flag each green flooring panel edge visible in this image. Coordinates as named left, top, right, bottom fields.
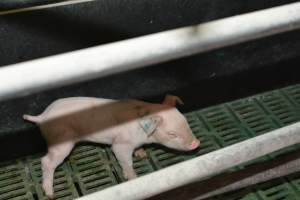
left=1, top=84, right=300, bottom=200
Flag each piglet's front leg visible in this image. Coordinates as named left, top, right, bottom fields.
left=112, top=144, right=137, bottom=180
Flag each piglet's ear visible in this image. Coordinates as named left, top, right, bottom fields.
left=139, top=115, right=162, bottom=137
left=163, top=95, right=184, bottom=107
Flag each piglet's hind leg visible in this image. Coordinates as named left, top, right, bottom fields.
left=41, top=142, right=74, bottom=199
left=134, top=148, right=148, bottom=159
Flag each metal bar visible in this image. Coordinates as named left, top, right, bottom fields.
left=0, top=0, right=97, bottom=15
left=76, top=121, right=300, bottom=200
left=1, top=2, right=300, bottom=101
left=194, top=157, right=300, bottom=200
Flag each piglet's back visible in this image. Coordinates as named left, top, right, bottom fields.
left=37, top=97, right=146, bottom=141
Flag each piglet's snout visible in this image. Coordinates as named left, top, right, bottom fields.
left=188, top=139, right=200, bottom=150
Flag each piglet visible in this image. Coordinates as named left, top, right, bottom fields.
left=23, top=95, right=200, bottom=199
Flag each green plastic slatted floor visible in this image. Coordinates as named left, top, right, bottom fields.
left=1, top=84, right=300, bottom=200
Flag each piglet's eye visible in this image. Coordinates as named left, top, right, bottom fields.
left=167, top=131, right=178, bottom=138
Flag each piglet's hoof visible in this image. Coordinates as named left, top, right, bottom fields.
left=45, top=193, right=54, bottom=200
left=44, top=191, right=54, bottom=200
left=124, top=171, right=137, bottom=180
left=43, top=184, right=55, bottom=199
left=134, top=148, right=148, bottom=159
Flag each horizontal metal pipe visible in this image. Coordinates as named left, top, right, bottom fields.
left=0, top=0, right=97, bottom=16
left=1, top=2, right=300, bottom=101
left=76, top=121, right=300, bottom=200
left=195, top=157, right=300, bottom=200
